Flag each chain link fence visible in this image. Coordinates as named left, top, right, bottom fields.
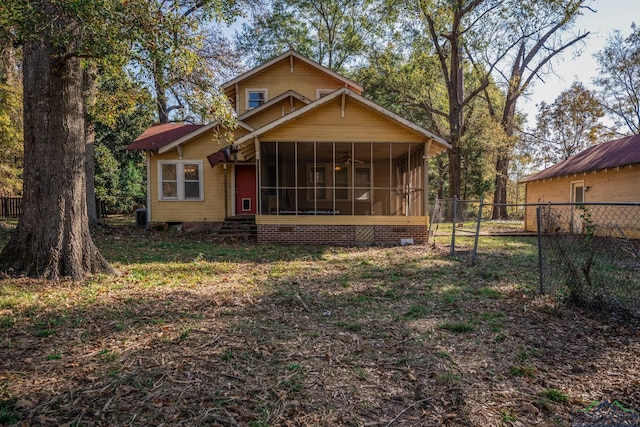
left=428, top=198, right=530, bottom=261
left=537, top=203, right=640, bottom=318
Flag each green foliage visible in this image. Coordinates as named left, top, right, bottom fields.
left=0, top=48, right=23, bottom=196
left=403, top=304, right=430, bottom=319
left=236, top=0, right=397, bottom=72
left=499, top=409, right=517, bottom=422
left=438, top=321, right=474, bottom=333
left=0, top=400, right=17, bottom=425
left=94, top=72, right=153, bottom=213
left=595, top=24, right=640, bottom=135
left=128, top=0, right=242, bottom=124
left=531, top=82, right=607, bottom=166
left=543, top=388, right=568, bottom=403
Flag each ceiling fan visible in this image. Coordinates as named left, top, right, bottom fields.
left=339, top=152, right=364, bottom=165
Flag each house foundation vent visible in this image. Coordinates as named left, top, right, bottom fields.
left=355, top=226, right=375, bottom=244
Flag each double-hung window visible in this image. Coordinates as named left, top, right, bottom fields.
left=159, top=161, right=204, bottom=201
left=246, top=89, right=268, bottom=109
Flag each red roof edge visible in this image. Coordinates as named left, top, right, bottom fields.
left=127, top=123, right=206, bottom=151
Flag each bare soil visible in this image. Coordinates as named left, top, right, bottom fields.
left=0, top=220, right=638, bottom=426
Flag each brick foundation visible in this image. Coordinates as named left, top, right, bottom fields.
left=257, top=224, right=428, bottom=245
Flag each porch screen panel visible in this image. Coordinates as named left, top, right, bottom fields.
left=279, top=143, right=296, bottom=212
left=391, top=143, right=411, bottom=215
left=409, top=144, right=424, bottom=216
left=258, top=141, right=425, bottom=217
left=260, top=142, right=277, bottom=214
left=297, top=142, right=314, bottom=213
left=315, top=143, right=333, bottom=213
left=372, top=143, right=391, bottom=215
left=335, top=142, right=352, bottom=215
left=353, top=143, right=372, bottom=215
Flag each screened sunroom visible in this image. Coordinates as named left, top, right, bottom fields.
left=258, top=141, right=429, bottom=217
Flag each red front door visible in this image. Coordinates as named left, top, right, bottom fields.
left=235, top=165, right=257, bottom=215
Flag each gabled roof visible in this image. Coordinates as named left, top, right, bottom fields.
left=521, top=134, right=640, bottom=182
left=222, top=50, right=363, bottom=93
left=127, top=123, right=205, bottom=151
left=234, top=87, right=451, bottom=151
left=238, top=90, right=312, bottom=121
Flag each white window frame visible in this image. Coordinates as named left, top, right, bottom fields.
left=316, top=89, right=335, bottom=99
left=245, top=88, right=268, bottom=110
left=570, top=180, right=585, bottom=204
left=158, top=160, right=204, bottom=201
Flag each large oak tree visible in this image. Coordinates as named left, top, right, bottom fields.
left=0, top=0, right=134, bottom=279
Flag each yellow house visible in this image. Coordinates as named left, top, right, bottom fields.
left=521, top=134, right=640, bottom=236
left=128, top=50, right=451, bottom=244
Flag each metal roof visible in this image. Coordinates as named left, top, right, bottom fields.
left=127, top=123, right=205, bottom=151
left=520, top=134, right=640, bottom=182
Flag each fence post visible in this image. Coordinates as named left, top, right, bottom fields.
left=450, top=196, right=457, bottom=257
left=536, top=206, right=545, bottom=294
left=428, top=199, right=438, bottom=245
left=470, top=197, right=484, bottom=266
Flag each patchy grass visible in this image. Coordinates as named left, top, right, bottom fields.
left=0, top=218, right=638, bottom=426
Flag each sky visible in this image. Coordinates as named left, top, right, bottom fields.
left=225, top=0, right=639, bottom=125
left=521, top=0, right=640, bottom=124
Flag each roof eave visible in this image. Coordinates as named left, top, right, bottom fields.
left=157, top=122, right=219, bottom=154
left=234, top=88, right=451, bottom=151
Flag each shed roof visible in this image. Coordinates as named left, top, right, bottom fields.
left=127, top=123, right=205, bottom=151
left=520, top=134, right=640, bottom=182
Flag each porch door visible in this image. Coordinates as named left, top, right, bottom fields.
left=235, top=165, right=257, bottom=215
left=570, top=181, right=584, bottom=233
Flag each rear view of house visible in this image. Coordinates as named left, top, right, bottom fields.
left=128, top=50, right=451, bottom=244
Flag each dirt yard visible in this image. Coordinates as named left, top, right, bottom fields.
left=0, top=220, right=638, bottom=426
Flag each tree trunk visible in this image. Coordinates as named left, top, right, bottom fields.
left=84, top=66, right=98, bottom=226
left=155, top=76, right=169, bottom=124
left=492, top=155, right=509, bottom=219
left=0, top=40, right=116, bottom=280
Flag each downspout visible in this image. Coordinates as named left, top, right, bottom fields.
left=255, top=137, right=261, bottom=216
left=146, top=151, right=152, bottom=228
left=224, top=162, right=228, bottom=219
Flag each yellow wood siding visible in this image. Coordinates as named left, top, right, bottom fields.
left=524, top=165, right=640, bottom=232
left=149, top=132, right=230, bottom=223
left=234, top=127, right=250, bottom=139
left=256, top=215, right=428, bottom=226
left=243, top=98, right=308, bottom=129
left=259, top=97, right=426, bottom=142
left=238, top=139, right=256, bottom=161
left=238, top=59, right=346, bottom=115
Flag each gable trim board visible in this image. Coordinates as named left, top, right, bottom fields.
left=238, top=90, right=312, bottom=121
left=234, top=88, right=451, bottom=152
left=222, top=50, right=363, bottom=94
left=157, top=120, right=254, bottom=155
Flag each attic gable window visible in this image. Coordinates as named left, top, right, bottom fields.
left=158, top=160, right=204, bottom=201
left=246, top=89, right=268, bottom=109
